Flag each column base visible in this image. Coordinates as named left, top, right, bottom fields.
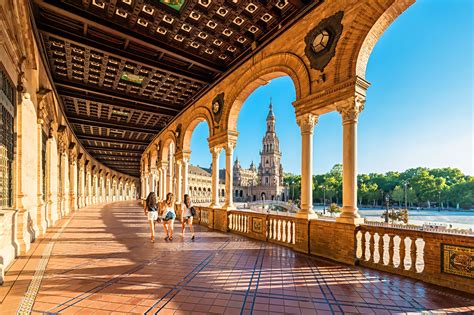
left=209, top=202, right=222, bottom=209
left=336, top=209, right=364, bottom=225
left=222, top=203, right=236, bottom=211
left=295, top=211, right=318, bottom=219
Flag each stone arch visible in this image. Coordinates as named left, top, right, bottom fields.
left=223, top=53, right=311, bottom=132
left=334, top=0, right=415, bottom=82
left=160, top=130, right=177, bottom=162
left=181, top=106, right=214, bottom=152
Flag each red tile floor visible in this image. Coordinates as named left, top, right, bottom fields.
left=1, top=201, right=473, bottom=314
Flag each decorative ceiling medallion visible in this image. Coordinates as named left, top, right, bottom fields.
left=233, top=16, right=244, bottom=26
left=245, top=3, right=258, bottom=13
left=190, top=11, right=200, bottom=20
left=157, top=27, right=167, bottom=35
left=304, top=11, right=344, bottom=71
left=198, top=0, right=211, bottom=8
left=207, top=20, right=217, bottom=29
left=92, top=0, right=105, bottom=9
left=261, top=13, right=272, bottom=22
left=115, top=9, right=128, bottom=18
left=120, top=72, right=145, bottom=85
left=217, top=7, right=228, bottom=17
left=198, top=32, right=208, bottom=39
left=276, top=0, right=288, bottom=9
left=212, top=92, right=224, bottom=123
left=160, top=0, right=185, bottom=11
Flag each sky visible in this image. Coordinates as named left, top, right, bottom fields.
left=190, top=0, right=473, bottom=175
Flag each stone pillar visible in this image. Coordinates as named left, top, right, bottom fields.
left=93, top=173, right=98, bottom=204
left=86, top=169, right=91, bottom=206
left=296, top=114, right=318, bottom=217
left=14, top=92, right=40, bottom=253
left=78, top=159, right=85, bottom=208
left=175, top=160, right=183, bottom=203
left=157, top=169, right=162, bottom=200
left=336, top=97, right=365, bottom=224
left=36, top=115, right=47, bottom=235
left=160, top=162, right=168, bottom=197
left=167, top=156, right=173, bottom=195
left=58, top=133, right=70, bottom=216
left=209, top=146, right=222, bottom=208
left=224, top=142, right=236, bottom=210
left=182, top=158, right=189, bottom=196
left=69, top=152, right=78, bottom=212
left=46, top=135, right=59, bottom=226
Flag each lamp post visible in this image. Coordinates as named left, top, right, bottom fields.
left=291, top=180, right=294, bottom=201
left=404, top=182, right=408, bottom=210
left=322, top=185, right=326, bottom=215
left=384, top=194, right=390, bottom=223
left=261, top=192, right=266, bottom=213
left=438, top=191, right=441, bottom=211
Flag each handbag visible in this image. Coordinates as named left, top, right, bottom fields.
left=190, top=206, right=196, bottom=217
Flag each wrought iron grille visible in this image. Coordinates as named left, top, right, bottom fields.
left=0, top=67, right=15, bottom=208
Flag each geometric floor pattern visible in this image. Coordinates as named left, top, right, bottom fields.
left=1, top=201, right=473, bottom=315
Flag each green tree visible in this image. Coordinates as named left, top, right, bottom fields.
left=391, top=185, right=404, bottom=207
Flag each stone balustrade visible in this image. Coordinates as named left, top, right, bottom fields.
left=193, top=206, right=474, bottom=295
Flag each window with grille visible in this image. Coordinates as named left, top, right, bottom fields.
left=0, top=67, right=16, bottom=208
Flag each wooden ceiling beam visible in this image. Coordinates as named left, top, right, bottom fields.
left=77, top=134, right=149, bottom=146
left=68, top=115, right=157, bottom=134
left=39, top=30, right=210, bottom=84
left=84, top=146, right=144, bottom=154
left=58, top=88, right=174, bottom=118
left=34, top=0, right=223, bottom=74
left=54, top=80, right=181, bottom=115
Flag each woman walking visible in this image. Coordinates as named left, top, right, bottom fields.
left=144, top=192, right=158, bottom=242
left=180, top=194, right=195, bottom=240
left=162, top=192, right=176, bottom=240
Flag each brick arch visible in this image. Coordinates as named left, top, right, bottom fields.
left=181, top=106, right=214, bottom=152
left=223, top=53, right=311, bottom=132
left=334, top=0, right=415, bottom=83
left=160, top=130, right=176, bottom=162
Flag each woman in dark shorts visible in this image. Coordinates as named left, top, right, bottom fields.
left=180, top=194, right=195, bottom=240
left=162, top=192, right=176, bottom=240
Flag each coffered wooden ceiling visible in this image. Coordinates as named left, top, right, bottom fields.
left=32, top=0, right=318, bottom=177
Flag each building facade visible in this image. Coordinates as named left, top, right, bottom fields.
left=233, top=102, right=288, bottom=202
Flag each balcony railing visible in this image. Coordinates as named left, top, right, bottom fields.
left=189, top=206, right=473, bottom=295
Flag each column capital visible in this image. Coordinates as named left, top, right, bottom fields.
left=336, top=95, right=365, bottom=124
left=225, top=141, right=236, bottom=153
left=296, top=113, right=318, bottom=135
left=210, top=146, right=223, bottom=156
left=174, top=149, right=191, bottom=161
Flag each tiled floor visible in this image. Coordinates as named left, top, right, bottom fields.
left=1, top=201, right=473, bottom=315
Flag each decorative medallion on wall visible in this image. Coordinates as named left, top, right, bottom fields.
left=252, top=218, right=263, bottom=233
left=212, top=92, right=224, bottom=124
left=441, top=244, right=473, bottom=279
left=304, top=11, right=344, bottom=71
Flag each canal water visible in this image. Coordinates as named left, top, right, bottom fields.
left=314, top=206, right=474, bottom=229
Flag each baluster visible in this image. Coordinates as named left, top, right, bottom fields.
left=292, top=222, right=296, bottom=244
left=245, top=216, right=248, bottom=233
left=387, top=234, right=394, bottom=267
left=229, top=214, right=233, bottom=230
left=240, top=215, right=243, bottom=232
left=409, top=237, right=416, bottom=272
left=273, top=219, right=277, bottom=240
left=287, top=221, right=292, bottom=244
left=282, top=220, right=287, bottom=243
left=369, top=232, right=375, bottom=263
left=360, top=231, right=367, bottom=261
left=277, top=220, right=282, bottom=241
left=400, top=236, right=406, bottom=270
left=375, top=233, right=382, bottom=264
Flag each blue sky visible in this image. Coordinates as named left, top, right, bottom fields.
left=190, top=0, right=473, bottom=175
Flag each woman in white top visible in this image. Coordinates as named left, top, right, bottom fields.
left=181, top=194, right=195, bottom=240
left=162, top=192, right=176, bottom=240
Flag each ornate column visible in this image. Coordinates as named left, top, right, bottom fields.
left=175, top=160, right=183, bottom=203
left=224, top=142, right=236, bottom=210
left=182, top=156, right=189, bottom=196
left=58, top=130, right=70, bottom=216
left=296, top=114, right=318, bottom=217
left=93, top=171, right=98, bottom=204
left=69, top=149, right=78, bottom=212
left=167, top=152, right=174, bottom=195
left=36, top=102, right=47, bottom=235
left=159, top=161, right=168, bottom=198
left=78, top=159, right=85, bottom=208
left=45, top=128, right=59, bottom=226
left=336, top=96, right=365, bottom=224
left=86, top=167, right=92, bottom=206
left=209, top=146, right=222, bottom=208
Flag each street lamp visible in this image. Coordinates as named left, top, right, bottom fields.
left=384, top=194, right=390, bottom=223
left=290, top=180, right=294, bottom=201
left=438, top=191, right=441, bottom=211
left=321, top=185, right=326, bottom=215
left=404, top=182, right=408, bottom=210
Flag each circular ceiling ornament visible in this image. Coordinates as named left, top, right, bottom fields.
left=304, top=11, right=344, bottom=71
